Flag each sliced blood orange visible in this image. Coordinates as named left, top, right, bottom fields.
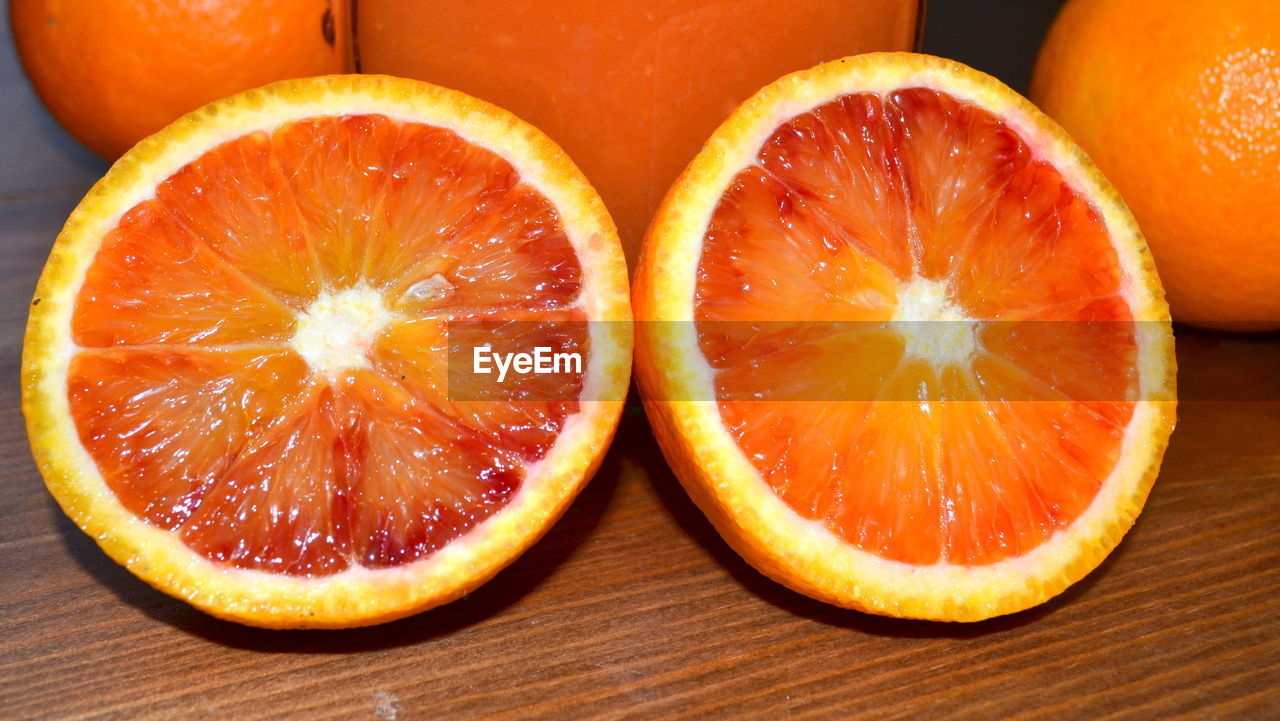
left=635, top=53, right=1176, bottom=621
left=24, top=75, right=631, bottom=628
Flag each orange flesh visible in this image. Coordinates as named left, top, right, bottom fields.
left=696, top=88, right=1138, bottom=566
left=69, top=115, right=586, bottom=575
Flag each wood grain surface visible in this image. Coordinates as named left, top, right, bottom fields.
left=2, top=3, right=1278, bottom=719
left=3, top=316, right=1279, bottom=720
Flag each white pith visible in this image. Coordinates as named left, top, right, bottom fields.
left=290, top=284, right=398, bottom=376
left=891, top=277, right=977, bottom=365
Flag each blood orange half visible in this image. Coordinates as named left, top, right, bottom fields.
left=24, top=75, right=631, bottom=628
left=635, top=53, right=1176, bottom=621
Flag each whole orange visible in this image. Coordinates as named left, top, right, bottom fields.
left=10, top=0, right=349, bottom=160
left=1031, top=0, right=1280, bottom=329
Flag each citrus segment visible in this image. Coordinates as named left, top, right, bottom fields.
left=636, top=53, right=1175, bottom=621
left=72, top=200, right=297, bottom=347
left=371, top=314, right=586, bottom=460
left=271, top=114, right=399, bottom=289
left=157, top=129, right=320, bottom=305
left=26, top=76, right=631, bottom=627
left=68, top=348, right=311, bottom=530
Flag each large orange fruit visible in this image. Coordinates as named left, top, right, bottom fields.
left=11, top=0, right=349, bottom=160
left=635, top=54, right=1177, bottom=622
left=23, top=75, right=632, bottom=628
left=1031, top=0, right=1280, bottom=329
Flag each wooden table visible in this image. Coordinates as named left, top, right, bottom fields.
left=2, top=8, right=1278, bottom=720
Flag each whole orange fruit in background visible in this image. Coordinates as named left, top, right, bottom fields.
left=11, top=0, right=349, bottom=160
left=1032, top=0, right=1280, bottom=330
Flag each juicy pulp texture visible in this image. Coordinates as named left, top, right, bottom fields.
left=69, top=115, right=587, bottom=575
left=696, top=88, right=1138, bottom=566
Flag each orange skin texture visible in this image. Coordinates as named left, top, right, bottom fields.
left=1032, top=0, right=1280, bottom=329
left=11, top=0, right=348, bottom=159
